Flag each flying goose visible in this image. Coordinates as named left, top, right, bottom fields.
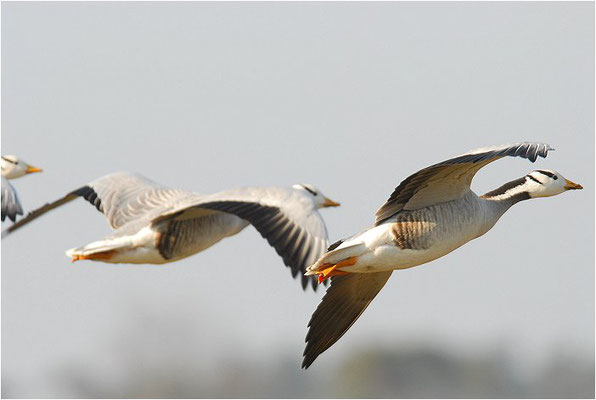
left=1, top=155, right=42, bottom=222
left=1, top=172, right=339, bottom=290
left=302, top=142, right=582, bottom=368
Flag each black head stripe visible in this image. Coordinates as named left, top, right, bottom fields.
left=527, top=175, right=543, bottom=185
left=1, top=156, right=17, bottom=165
left=302, top=185, right=317, bottom=196
left=536, top=170, right=557, bottom=179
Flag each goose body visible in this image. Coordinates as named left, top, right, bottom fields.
left=1, top=155, right=42, bottom=222
left=302, top=142, right=583, bottom=368
left=66, top=212, right=250, bottom=265
left=2, top=172, right=339, bottom=290
left=321, top=191, right=502, bottom=274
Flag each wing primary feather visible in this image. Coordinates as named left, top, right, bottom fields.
left=1, top=178, right=23, bottom=222
left=292, top=231, right=310, bottom=274
left=279, top=225, right=303, bottom=276
left=194, top=200, right=328, bottom=292
left=302, top=271, right=393, bottom=369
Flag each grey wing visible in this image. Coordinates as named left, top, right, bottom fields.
left=151, top=186, right=330, bottom=291
left=1, top=172, right=191, bottom=238
left=374, top=142, right=553, bottom=225
left=302, top=271, right=393, bottom=369
left=85, top=172, right=190, bottom=229
left=2, top=176, right=23, bottom=222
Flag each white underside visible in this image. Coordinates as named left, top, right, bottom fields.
left=322, top=224, right=477, bottom=274
left=66, top=226, right=166, bottom=264
left=307, top=194, right=506, bottom=275
left=65, top=214, right=249, bottom=264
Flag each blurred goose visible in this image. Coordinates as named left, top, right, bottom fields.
left=302, top=142, right=583, bottom=368
left=1, top=155, right=42, bottom=222
left=2, top=172, right=339, bottom=290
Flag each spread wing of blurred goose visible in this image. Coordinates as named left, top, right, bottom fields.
left=302, top=142, right=583, bottom=368
left=2, top=172, right=339, bottom=290
left=1, top=155, right=42, bottom=222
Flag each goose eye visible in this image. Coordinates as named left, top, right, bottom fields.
left=553, top=175, right=558, bottom=180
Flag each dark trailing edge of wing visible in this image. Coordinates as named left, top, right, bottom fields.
left=197, top=201, right=322, bottom=291
left=1, top=185, right=102, bottom=237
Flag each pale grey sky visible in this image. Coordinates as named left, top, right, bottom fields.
left=1, top=2, right=594, bottom=397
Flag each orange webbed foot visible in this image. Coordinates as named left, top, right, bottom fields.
left=316, top=256, right=358, bottom=284
left=70, top=250, right=115, bottom=263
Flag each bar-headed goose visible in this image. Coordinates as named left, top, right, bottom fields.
left=1, top=172, right=339, bottom=290
left=302, top=142, right=582, bottom=368
left=1, top=155, right=42, bottom=222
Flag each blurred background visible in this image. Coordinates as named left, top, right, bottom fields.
left=1, top=2, right=593, bottom=398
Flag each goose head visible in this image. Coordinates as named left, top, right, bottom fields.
left=525, top=169, right=583, bottom=198
left=1, top=155, right=42, bottom=179
left=293, top=184, right=340, bottom=208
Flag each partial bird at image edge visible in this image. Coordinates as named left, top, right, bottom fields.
left=1, top=155, right=42, bottom=222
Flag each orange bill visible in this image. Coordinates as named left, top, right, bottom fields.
left=564, top=179, right=583, bottom=190
left=323, top=197, right=340, bottom=207
left=25, top=164, right=42, bottom=174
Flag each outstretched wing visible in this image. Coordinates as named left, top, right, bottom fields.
left=151, top=186, right=331, bottom=291
left=375, top=142, right=552, bottom=225
left=1, top=176, right=23, bottom=222
left=82, top=172, right=190, bottom=229
left=2, top=172, right=190, bottom=237
left=302, top=271, right=393, bottom=368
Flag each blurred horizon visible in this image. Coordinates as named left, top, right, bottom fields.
left=2, top=302, right=594, bottom=398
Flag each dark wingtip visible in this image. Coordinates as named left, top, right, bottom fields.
left=299, top=271, right=321, bottom=292
left=198, top=200, right=325, bottom=292
left=72, top=185, right=103, bottom=212
left=301, top=352, right=316, bottom=369
left=309, top=275, right=317, bottom=291
left=523, top=142, right=553, bottom=163
left=300, top=274, right=309, bottom=291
